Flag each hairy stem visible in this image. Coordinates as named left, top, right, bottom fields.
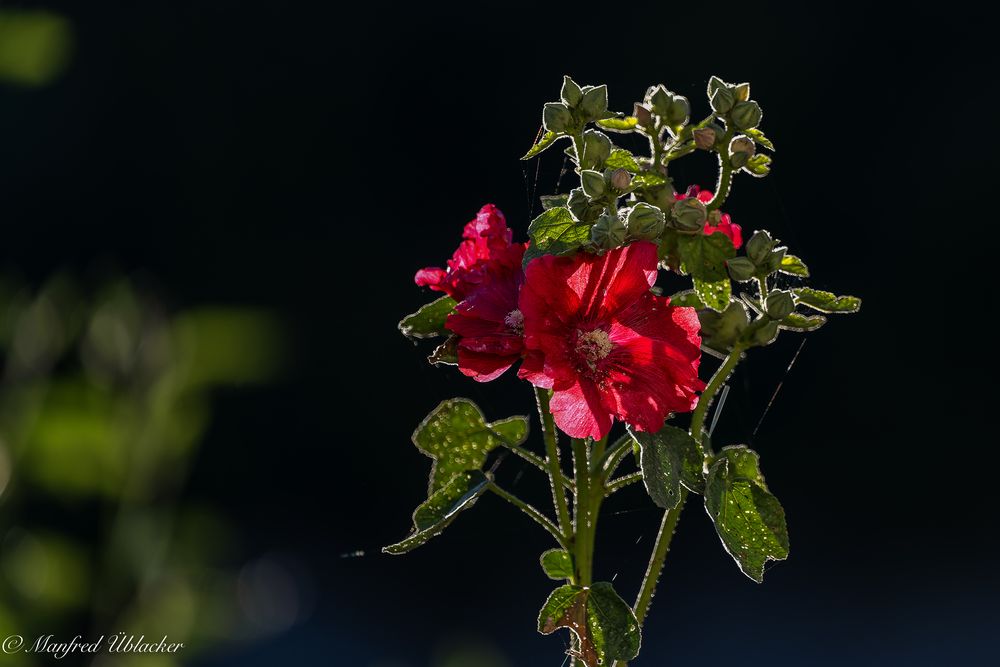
left=707, top=125, right=735, bottom=211
left=536, top=388, right=573, bottom=534
left=573, top=437, right=597, bottom=586
left=503, top=442, right=574, bottom=491
left=488, top=483, right=568, bottom=549
left=605, top=471, right=643, bottom=495
left=690, top=345, right=745, bottom=444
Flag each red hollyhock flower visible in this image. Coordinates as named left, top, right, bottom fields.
left=445, top=243, right=527, bottom=382
left=517, top=242, right=706, bottom=440
left=674, top=185, right=743, bottom=249
left=414, top=204, right=518, bottom=300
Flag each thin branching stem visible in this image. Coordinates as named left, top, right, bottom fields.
left=604, top=471, right=643, bottom=495
left=536, top=388, right=573, bottom=534
left=488, top=482, right=568, bottom=549
left=502, top=442, right=575, bottom=492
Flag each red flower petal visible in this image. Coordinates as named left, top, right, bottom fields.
left=549, top=376, right=614, bottom=440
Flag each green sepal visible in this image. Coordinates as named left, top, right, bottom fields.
left=705, top=446, right=789, bottom=582
left=745, top=153, right=772, bottom=177
left=526, top=207, right=592, bottom=263
left=793, top=288, right=861, bottom=314
left=693, top=276, right=731, bottom=312
left=537, top=582, right=640, bottom=667
left=427, top=336, right=459, bottom=366
left=779, top=312, right=827, bottom=332
left=678, top=231, right=737, bottom=281
left=597, top=116, right=639, bottom=133
left=699, top=301, right=750, bottom=354
left=540, top=549, right=574, bottom=580
left=413, top=398, right=529, bottom=494
left=778, top=254, right=810, bottom=277
left=383, top=470, right=490, bottom=555
left=727, top=256, right=757, bottom=282
left=523, top=130, right=561, bottom=160
left=398, top=295, right=457, bottom=339
left=630, top=425, right=705, bottom=507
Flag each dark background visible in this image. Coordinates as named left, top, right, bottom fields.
left=2, top=2, right=995, bottom=665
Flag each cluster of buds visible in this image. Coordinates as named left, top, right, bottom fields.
left=543, top=78, right=613, bottom=134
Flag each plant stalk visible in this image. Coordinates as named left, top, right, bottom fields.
left=536, top=388, right=573, bottom=534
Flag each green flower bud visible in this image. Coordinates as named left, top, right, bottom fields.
left=746, top=230, right=775, bottom=265
left=730, top=136, right=756, bottom=157
left=749, top=320, right=779, bottom=347
left=581, top=130, right=612, bottom=170
left=634, top=102, right=653, bottom=127
left=609, top=168, right=631, bottom=191
left=731, top=101, right=763, bottom=130
left=726, top=256, right=757, bottom=282
left=671, top=197, right=707, bottom=232
left=765, top=290, right=795, bottom=320
left=626, top=203, right=666, bottom=240
left=762, top=247, right=786, bottom=274
left=707, top=76, right=727, bottom=97
left=693, top=127, right=717, bottom=150
left=710, top=86, right=736, bottom=114
left=567, top=188, right=599, bottom=221
left=561, top=75, right=583, bottom=108
left=730, top=151, right=749, bottom=169
left=665, top=95, right=690, bottom=126
left=543, top=102, right=572, bottom=133
left=581, top=169, right=607, bottom=198
left=646, top=84, right=672, bottom=115
left=591, top=213, right=626, bottom=250
left=734, top=82, right=751, bottom=102
left=578, top=84, right=609, bottom=122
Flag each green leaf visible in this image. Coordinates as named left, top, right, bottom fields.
left=668, top=289, right=705, bottom=309
left=631, top=171, right=668, bottom=188
left=414, top=398, right=530, bottom=494
left=778, top=254, right=810, bottom=277
left=793, top=288, right=861, bottom=314
left=604, top=148, right=640, bottom=172
left=693, top=276, right=731, bottom=312
left=398, top=296, right=457, bottom=339
left=540, top=193, right=569, bottom=210
left=427, top=336, right=458, bottom=365
left=383, top=470, right=490, bottom=554
left=527, top=207, right=592, bottom=259
left=705, top=446, right=789, bottom=582
left=537, top=582, right=640, bottom=667
left=779, top=312, right=826, bottom=332
left=745, top=128, right=775, bottom=151
left=678, top=231, right=737, bottom=281
left=631, top=425, right=705, bottom=506
left=540, top=549, right=574, bottom=580
left=744, top=153, right=772, bottom=177
left=597, top=116, right=639, bottom=133
left=522, top=130, right=560, bottom=160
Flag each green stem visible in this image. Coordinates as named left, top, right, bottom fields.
left=488, top=483, right=568, bottom=549
left=599, top=433, right=632, bottom=476
left=536, top=388, right=573, bottom=534
left=706, top=126, right=735, bottom=211
left=690, top=345, right=745, bottom=444
left=573, top=438, right=596, bottom=586
left=635, top=491, right=687, bottom=624
left=757, top=275, right=769, bottom=300
left=572, top=132, right=586, bottom=172
left=502, top=442, right=574, bottom=491
left=605, top=471, right=643, bottom=494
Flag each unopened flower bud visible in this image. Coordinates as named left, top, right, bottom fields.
left=765, top=290, right=795, bottom=320
left=578, top=84, right=609, bottom=122
left=730, top=136, right=756, bottom=157
left=626, top=203, right=666, bottom=240
left=746, top=230, right=775, bottom=265
left=561, top=75, right=583, bottom=108
left=581, top=130, right=612, bottom=169
left=730, top=151, right=749, bottom=169
left=634, top=102, right=653, bottom=127
left=665, top=95, right=690, bottom=126
left=581, top=169, right=607, bottom=198
left=726, top=256, right=757, bottom=282
left=710, top=86, right=736, bottom=114
left=567, top=188, right=590, bottom=220
left=647, top=84, right=672, bottom=115
left=762, top=247, right=786, bottom=274
left=749, top=320, right=779, bottom=347
left=609, top=168, right=631, bottom=191
left=693, top=127, right=717, bottom=150
left=731, top=101, right=763, bottom=130
left=543, top=102, right=572, bottom=133
left=671, top=197, right=707, bottom=232
left=707, top=210, right=723, bottom=225
left=734, top=82, right=751, bottom=102
left=591, top=213, right=626, bottom=250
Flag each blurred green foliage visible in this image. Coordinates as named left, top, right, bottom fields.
left=0, top=275, right=282, bottom=666
left=0, top=10, right=72, bottom=86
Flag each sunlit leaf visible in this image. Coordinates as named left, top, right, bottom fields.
left=779, top=312, right=826, bottom=331
left=597, top=116, right=639, bottom=133
left=679, top=231, right=737, bottom=282
left=604, top=148, right=640, bottom=173
left=793, top=288, right=861, bottom=314
left=413, top=398, right=529, bottom=493
left=631, top=425, right=705, bottom=508
left=522, top=130, right=560, bottom=159
left=537, top=582, right=640, bottom=667
left=744, top=128, right=775, bottom=151
left=540, top=193, right=569, bottom=210
left=527, top=207, right=592, bottom=260
left=693, top=277, right=731, bottom=312
left=427, top=336, right=459, bottom=365
left=705, top=446, right=788, bottom=582
left=778, top=254, right=810, bottom=277
left=744, top=153, right=772, bottom=177
left=383, top=470, right=490, bottom=554
left=668, top=289, right=704, bottom=309
left=540, top=549, right=574, bottom=580
left=398, top=295, right=456, bottom=339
